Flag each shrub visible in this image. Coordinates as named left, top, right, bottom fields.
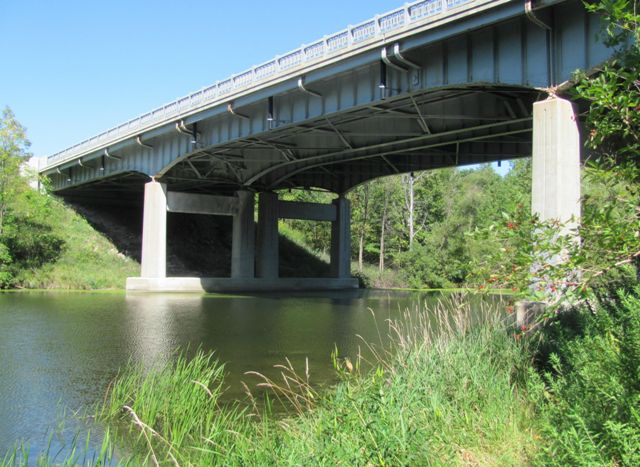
left=533, top=285, right=640, bottom=465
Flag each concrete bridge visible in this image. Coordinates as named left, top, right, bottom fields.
left=40, top=0, right=611, bottom=292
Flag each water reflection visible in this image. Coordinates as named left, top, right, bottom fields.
left=123, top=294, right=205, bottom=368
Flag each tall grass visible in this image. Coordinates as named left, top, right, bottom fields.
left=86, top=296, right=539, bottom=465
left=271, top=298, right=538, bottom=465
left=1, top=428, right=114, bottom=466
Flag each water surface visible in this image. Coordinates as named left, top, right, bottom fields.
left=0, top=289, right=497, bottom=458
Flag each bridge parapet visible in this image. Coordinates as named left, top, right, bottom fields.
left=44, top=0, right=500, bottom=169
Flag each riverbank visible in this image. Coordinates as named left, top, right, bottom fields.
left=3, top=285, right=639, bottom=465
left=4, top=296, right=539, bottom=465
left=97, top=302, right=539, bottom=465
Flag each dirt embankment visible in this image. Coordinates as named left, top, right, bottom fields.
left=69, top=201, right=330, bottom=278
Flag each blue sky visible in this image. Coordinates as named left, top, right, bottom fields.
left=1, top=0, right=408, bottom=158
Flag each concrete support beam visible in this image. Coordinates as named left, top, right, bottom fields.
left=532, top=97, right=581, bottom=228
left=257, top=192, right=279, bottom=279
left=141, top=180, right=167, bottom=278
left=330, top=195, right=351, bottom=278
left=532, top=97, right=581, bottom=298
left=278, top=200, right=337, bottom=221
left=231, top=190, right=256, bottom=279
left=167, top=192, right=238, bottom=216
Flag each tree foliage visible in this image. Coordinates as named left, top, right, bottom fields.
left=280, top=161, right=532, bottom=289
left=577, top=0, right=639, bottom=161
left=0, top=107, right=30, bottom=236
left=0, top=107, right=65, bottom=287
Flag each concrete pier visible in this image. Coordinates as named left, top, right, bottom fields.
left=530, top=96, right=582, bottom=303
left=330, top=195, right=351, bottom=279
left=140, top=181, right=167, bottom=278
left=231, top=190, right=256, bottom=279
left=257, top=192, right=279, bottom=279
left=132, top=186, right=358, bottom=292
left=532, top=97, right=581, bottom=227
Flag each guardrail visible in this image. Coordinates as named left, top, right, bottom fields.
left=46, top=0, right=476, bottom=166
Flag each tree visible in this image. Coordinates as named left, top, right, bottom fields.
left=0, top=108, right=31, bottom=287
left=349, top=183, right=371, bottom=272
left=0, top=107, right=31, bottom=236
left=574, top=0, right=640, bottom=281
left=378, top=179, right=391, bottom=273
left=0, top=108, right=65, bottom=288
left=575, top=0, right=639, bottom=163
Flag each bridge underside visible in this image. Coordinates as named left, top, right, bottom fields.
left=54, top=85, right=539, bottom=204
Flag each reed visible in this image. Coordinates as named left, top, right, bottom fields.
left=88, top=295, right=538, bottom=465
left=1, top=427, right=114, bottom=466
left=4, top=295, right=540, bottom=465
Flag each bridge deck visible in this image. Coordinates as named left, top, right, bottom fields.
left=42, top=0, right=609, bottom=197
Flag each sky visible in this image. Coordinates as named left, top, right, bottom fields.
left=1, top=0, right=409, bottom=158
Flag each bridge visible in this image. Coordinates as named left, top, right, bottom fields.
left=40, top=0, right=611, bottom=292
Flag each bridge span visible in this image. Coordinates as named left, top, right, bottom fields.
left=40, top=0, right=611, bottom=292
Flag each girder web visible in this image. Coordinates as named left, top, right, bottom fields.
left=159, top=86, right=538, bottom=193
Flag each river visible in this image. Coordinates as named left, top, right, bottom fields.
left=0, top=289, right=500, bottom=460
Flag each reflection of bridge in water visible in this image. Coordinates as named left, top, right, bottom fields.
left=40, top=0, right=611, bottom=292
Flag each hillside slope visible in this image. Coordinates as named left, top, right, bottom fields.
left=13, top=196, right=138, bottom=289
left=67, top=200, right=332, bottom=283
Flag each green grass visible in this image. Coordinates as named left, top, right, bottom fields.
left=84, top=298, right=540, bottom=465
left=13, top=196, right=138, bottom=290
left=528, top=284, right=640, bottom=465
left=7, top=287, right=639, bottom=465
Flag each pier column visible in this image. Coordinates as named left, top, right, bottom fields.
left=330, top=195, right=351, bottom=278
left=257, top=192, right=279, bottom=279
left=532, top=97, right=581, bottom=228
left=231, top=190, right=256, bottom=279
left=531, top=96, right=581, bottom=304
left=141, top=180, right=167, bottom=278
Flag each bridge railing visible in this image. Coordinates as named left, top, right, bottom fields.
left=46, top=0, right=477, bottom=167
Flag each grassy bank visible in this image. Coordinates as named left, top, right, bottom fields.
left=66, top=300, right=539, bottom=465
left=4, top=286, right=639, bottom=465
left=10, top=194, right=138, bottom=289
